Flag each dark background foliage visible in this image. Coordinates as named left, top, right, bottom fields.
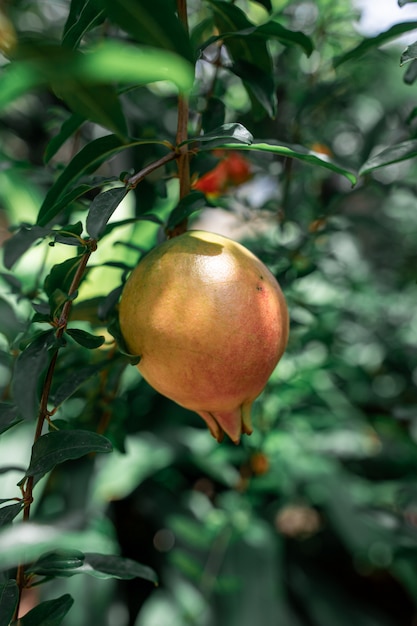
left=2, top=0, right=417, bottom=624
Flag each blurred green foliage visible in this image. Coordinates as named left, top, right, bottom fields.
left=2, top=0, right=417, bottom=624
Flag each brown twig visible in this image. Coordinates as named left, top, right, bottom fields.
left=13, top=241, right=96, bottom=620
left=167, top=0, right=191, bottom=238
left=126, top=150, right=178, bottom=189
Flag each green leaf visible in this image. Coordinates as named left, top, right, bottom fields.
left=25, top=550, right=157, bottom=584
left=51, top=361, right=109, bottom=407
left=0, top=404, right=22, bottom=436
left=207, top=0, right=276, bottom=115
left=0, top=62, right=41, bottom=111
left=97, top=0, right=194, bottom=63
left=16, top=594, right=74, bottom=626
left=2, top=225, right=51, bottom=270
left=0, top=503, right=24, bottom=528
left=82, top=553, right=157, bottom=583
left=246, top=19, right=313, bottom=55
left=166, top=191, right=207, bottom=230
left=44, top=113, right=85, bottom=164
left=398, top=0, right=417, bottom=5
left=62, top=0, right=105, bottom=49
left=63, top=0, right=90, bottom=36
left=252, top=0, right=272, bottom=11
left=404, top=59, right=417, bottom=84
left=0, top=40, right=194, bottom=111
left=201, top=97, right=225, bottom=133
left=37, top=178, right=119, bottom=227
left=26, top=550, right=85, bottom=577
left=0, top=580, right=18, bottom=626
left=401, top=41, right=417, bottom=65
left=25, top=430, right=113, bottom=480
left=52, top=222, right=84, bottom=247
left=359, top=139, right=417, bottom=175
left=36, top=135, right=169, bottom=227
left=335, top=22, right=417, bottom=67
left=184, top=122, right=253, bottom=147
left=203, top=18, right=313, bottom=57
left=86, top=186, right=128, bottom=239
left=66, top=328, right=105, bottom=349
left=12, top=330, right=56, bottom=421
left=208, top=0, right=271, bottom=70
left=206, top=141, right=357, bottom=185
left=0, top=521, right=117, bottom=571
left=231, top=59, right=277, bottom=118
left=54, top=81, right=128, bottom=139
left=73, top=40, right=194, bottom=91
left=44, top=255, right=84, bottom=300
left=0, top=297, right=25, bottom=344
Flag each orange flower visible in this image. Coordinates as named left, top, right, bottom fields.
left=193, top=151, right=252, bottom=197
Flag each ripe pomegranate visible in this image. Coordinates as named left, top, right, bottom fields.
left=119, top=230, right=289, bottom=443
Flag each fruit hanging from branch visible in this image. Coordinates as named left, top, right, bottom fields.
left=119, top=230, right=289, bottom=443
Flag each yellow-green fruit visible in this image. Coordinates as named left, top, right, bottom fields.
left=119, top=230, right=289, bottom=443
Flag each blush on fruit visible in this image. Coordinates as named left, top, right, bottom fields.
left=119, top=230, right=289, bottom=443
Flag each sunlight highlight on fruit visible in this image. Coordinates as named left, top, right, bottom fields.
left=119, top=230, right=289, bottom=443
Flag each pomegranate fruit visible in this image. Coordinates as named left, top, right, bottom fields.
left=119, top=230, right=289, bottom=443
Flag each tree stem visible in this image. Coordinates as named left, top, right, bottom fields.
left=167, top=0, right=191, bottom=238
left=13, top=243, right=96, bottom=620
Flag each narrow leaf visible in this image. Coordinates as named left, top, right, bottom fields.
left=399, top=0, right=417, bottom=5
left=2, top=225, right=51, bottom=270
left=253, top=0, right=272, bottom=11
left=83, top=553, right=157, bottom=583
left=66, top=328, right=105, bottom=349
left=231, top=59, right=277, bottom=118
left=44, top=113, right=85, bottom=164
left=166, top=192, right=207, bottom=230
left=17, top=593, right=74, bottom=626
left=208, top=0, right=271, bottom=70
left=86, top=187, right=128, bottom=239
left=0, top=522, right=116, bottom=571
left=207, top=141, right=357, bottom=185
left=359, top=139, right=417, bottom=175
left=0, top=62, right=41, bottom=110
left=0, top=503, right=24, bottom=528
left=0, top=580, right=18, bottom=626
left=0, top=41, right=194, bottom=111
left=25, top=550, right=157, bottom=584
left=98, top=0, right=194, bottom=63
left=37, top=178, right=120, bottom=226
left=27, top=550, right=85, bottom=577
left=0, top=404, right=22, bottom=436
left=335, top=22, right=417, bottom=67
left=0, top=297, right=25, bottom=343
left=44, top=255, right=84, bottom=300
left=73, top=40, right=194, bottom=91
left=62, top=0, right=105, bottom=49
left=54, top=81, right=128, bottom=139
left=36, top=135, right=168, bottom=227
left=63, top=0, right=90, bottom=36
left=401, top=41, right=417, bottom=65
left=208, top=0, right=276, bottom=115
left=184, top=122, right=253, bottom=147
left=203, top=19, right=313, bottom=57
left=404, top=59, right=417, bottom=84
left=51, top=361, right=109, bottom=407
left=12, top=330, right=55, bottom=421
left=26, top=430, right=113, bottom=480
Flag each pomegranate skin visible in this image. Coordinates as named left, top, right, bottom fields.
left=119, top=230, right=289, bottom=443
